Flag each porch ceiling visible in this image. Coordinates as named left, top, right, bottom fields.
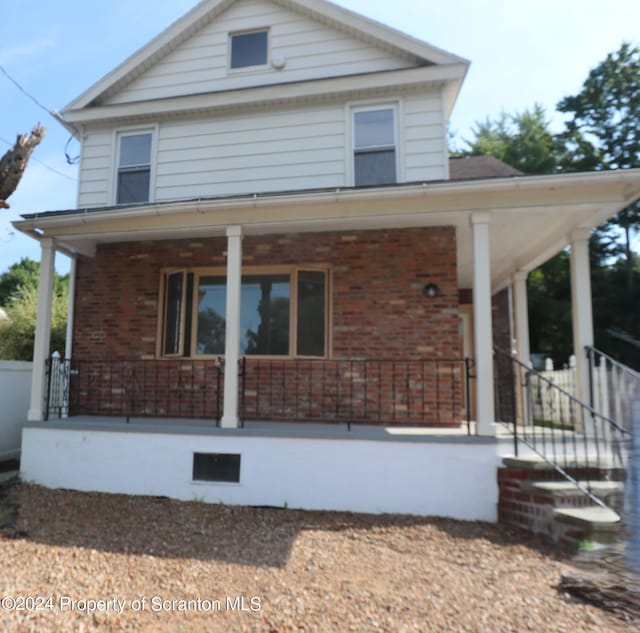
left=14, top=168, right=640, bottom=291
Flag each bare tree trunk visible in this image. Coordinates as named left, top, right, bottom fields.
left=0, top=124, right=46, bottom=209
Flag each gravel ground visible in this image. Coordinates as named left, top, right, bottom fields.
left=0, top=483, right=636, bottom=633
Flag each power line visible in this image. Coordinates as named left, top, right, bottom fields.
left=0, top=64, right=80, bottom=168
left=0, top=137, right=77, bottom=182
left=0, top=63, right=57, bottom=120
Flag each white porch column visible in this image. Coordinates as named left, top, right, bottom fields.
left=471, top=212, right=495, bottom=436
left=221, top=225, right=243, bottom=428
left=28, top=238, right=56, bottom=422
left=570, top=228, right=594, bottom=407
left=512, top=271, right=530, bottom=366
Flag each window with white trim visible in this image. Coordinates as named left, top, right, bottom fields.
left=160, top=267, right=328, bottom=358
left=353, top=107, right=397, bottom=186
left=116, top=131, right=152, bottom=204
left=229, top=29, right=269, bottom=69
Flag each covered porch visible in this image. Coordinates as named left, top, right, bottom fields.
left=16, top=167, right=640, bottom=435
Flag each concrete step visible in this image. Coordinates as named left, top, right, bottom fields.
left=554, top=506, right=621, bottom=529
left=526, top=480, right=623, bottom=497
left=503, top=455, right=622, bottom=471
left=525, top=480, right=624, bottom=512
left=553, top=506, right=623, bottom=545
left=521, top=480, right=624, bottom=507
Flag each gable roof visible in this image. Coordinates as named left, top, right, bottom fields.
left=62, top=0, right=469, bottom=113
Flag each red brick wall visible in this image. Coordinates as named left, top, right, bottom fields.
left=71, top=227, right=462, bottom=424
left=73, top=227, right=459, bottom=359
left=492, top=287, right=512, bottom=354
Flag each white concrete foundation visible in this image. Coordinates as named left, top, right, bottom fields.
left=21, top=423, right=499, bottom=521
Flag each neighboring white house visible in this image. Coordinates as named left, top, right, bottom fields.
left=13, top=0, right=640, bottom=519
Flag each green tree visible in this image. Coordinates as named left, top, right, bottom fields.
left=0, top=259, right=69, bottom=360
left=0, top=283, right=68, bottom=360
left=462, top=90, right=640, bottom=367
left=526, top=251, right=573, bottom=361
left=558, top=42, right=640, bottom=287
left=0, top=257, right=40, bottom=305
left=463, top=103, right=559, bottom=174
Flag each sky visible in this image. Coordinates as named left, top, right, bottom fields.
left=1, top=0, right=639, bottom=276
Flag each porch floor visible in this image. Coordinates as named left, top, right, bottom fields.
left=27, top=416, right=497, bottom=444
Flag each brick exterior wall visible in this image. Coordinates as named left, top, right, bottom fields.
left=497, top=462, right=624, bottom=551
left=71, top=227, right=464, bottom=425
left=491, top=287, right=512, bottom=354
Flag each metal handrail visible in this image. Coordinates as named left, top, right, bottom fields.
left=586, top=345, right=640, bottom=379
left=494, top=347, right=632, bottom=511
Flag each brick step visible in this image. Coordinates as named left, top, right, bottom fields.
left=498, top=455, right=627, bottom=550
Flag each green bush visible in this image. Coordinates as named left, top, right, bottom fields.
left=0, top=283, right=67, bottom=361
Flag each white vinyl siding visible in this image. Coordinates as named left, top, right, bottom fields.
left=104, top=0, right=417, bottom=105
left=403, top=92, right=447, bottom=182
left=76, top=91, right=447, bottom=207
left=154, top=104, right=346, bottom=200
left=77, top=128, right=112, bottom=208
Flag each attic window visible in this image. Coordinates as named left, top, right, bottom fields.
left=230, top=30, right=268, bottom=69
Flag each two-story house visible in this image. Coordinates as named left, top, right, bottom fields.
left=15, top=0, right=640, bottom=520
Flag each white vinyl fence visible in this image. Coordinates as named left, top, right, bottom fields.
left=530, top=356, right=577, bottom=426
left=532, top=354, right=639, bottom=431
left=0, top=361, right=32, bottom=459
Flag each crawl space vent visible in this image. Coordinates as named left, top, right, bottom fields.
left=192, top=452, right=241, bottom=483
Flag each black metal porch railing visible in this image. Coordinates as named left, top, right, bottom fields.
left=45, top=357, right=223, bottom=422
left=45, top=356, right=475, bottom=431
left=240, top=357, right=473, bottom=430
left=494, top=347, right=631, bottom=506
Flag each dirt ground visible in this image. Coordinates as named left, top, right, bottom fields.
left=0, top=483, right=636, bottom=632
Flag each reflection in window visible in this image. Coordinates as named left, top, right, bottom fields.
left=241, top=275, right=290, bottom=355
left=196, top=276, right=226, bottom=355
left=297, top=271, right=325, bottom=356
left=230, top=30, right=268, bottom=69
left=163, top=271, right=185, bottom=355
left=116, top=132, right=152, bottom=204
left=353, top=108, right=396, bottom=186
left=170, top=269, right=326, bottom=357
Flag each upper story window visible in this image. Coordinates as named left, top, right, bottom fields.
left=353, top=107, right=397, bottom=186
left=229, top=29, right=269, bottom=70
left=116, top=131, right=152, bottom=204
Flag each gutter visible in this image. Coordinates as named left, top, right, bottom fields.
left=15, top=168, right=640, bottom=230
